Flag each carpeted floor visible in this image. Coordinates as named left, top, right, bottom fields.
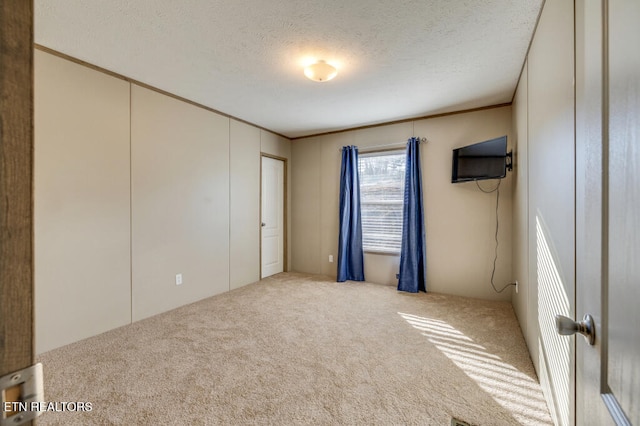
left=36, top=272, right=552, bottom=425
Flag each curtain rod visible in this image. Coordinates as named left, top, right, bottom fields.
left=338, top=137, right=426, bottom=152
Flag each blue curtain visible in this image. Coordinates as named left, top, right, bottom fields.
left=398, top=137, right=426, bottom=293
left=337, top=146, right=365, bottom=282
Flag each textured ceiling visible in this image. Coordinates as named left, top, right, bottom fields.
left=35, top=0, right=542, bottom=138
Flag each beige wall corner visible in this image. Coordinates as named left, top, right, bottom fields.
left=511, top=61, right=532, bottom=362
left=291, top=137, right=322, bottom=274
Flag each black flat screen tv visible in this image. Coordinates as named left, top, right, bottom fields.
left=451, top=136, right=509, bottom=183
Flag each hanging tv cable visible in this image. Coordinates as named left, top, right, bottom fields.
left=476, top=179, right=516, bottom=293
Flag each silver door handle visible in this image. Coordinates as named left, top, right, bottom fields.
left=555, top=314, right=595, bottom=345
left=261, top=222, right=266, bottom=227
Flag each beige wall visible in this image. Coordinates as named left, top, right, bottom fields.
left=35, top=50, right=277, bottom=352
left=131, top=85, right=231, bottom=321
left=511, top=62, right=531, bottom=357
left=34, top=50, right=132, bottom=354
left=230, top=120, right=261, bottom=289
left=291, top=138, right=322, bottom=274
left=511, top=1, right=575, bottom=425
left=292, top=107, right=514, bottom=301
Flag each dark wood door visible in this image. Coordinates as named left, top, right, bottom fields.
left=0, top=2, right=34, bottom=425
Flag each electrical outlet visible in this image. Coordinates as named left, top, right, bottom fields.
left=176, top=273, right=183, bottom=286
left=329, top=255, right=333, bottom=263
left=515, top=280, right=519, bottom=293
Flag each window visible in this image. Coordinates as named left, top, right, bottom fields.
left=358, top=150, right=406, bottom=254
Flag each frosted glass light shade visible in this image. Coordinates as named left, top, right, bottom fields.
left=304, top=61, right=337, bottom=82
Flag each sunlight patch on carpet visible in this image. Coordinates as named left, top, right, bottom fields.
left=399, top=312, right=550, bottom=424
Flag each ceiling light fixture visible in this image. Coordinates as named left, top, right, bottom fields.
left=304, top=60, right=338, bottom=82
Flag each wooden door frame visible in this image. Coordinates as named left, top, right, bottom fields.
left=259, top=153, right=288, bottom=278
left=575, top=0, right=607, bottom=421
left=0, top=0, right=34, bottom=414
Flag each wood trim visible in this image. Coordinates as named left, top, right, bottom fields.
left=34, top=44, right=291, bottom=141
left=34, top=44, right=128, bottom=82
left=290, top=103, right=512, bottom=140
left=0, top=0, right=34, bottom=380
left=260, top=154, right=288, bottom=275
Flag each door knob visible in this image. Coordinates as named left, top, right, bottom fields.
left=555, top=314, right=596, bottom=345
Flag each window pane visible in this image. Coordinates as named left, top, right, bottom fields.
left=358, top=152, right=405, bottom=253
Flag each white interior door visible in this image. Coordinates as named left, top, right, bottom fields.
left=261, top=156, right=284, bottom=278
left=576, top=0, right=639, bottom=424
